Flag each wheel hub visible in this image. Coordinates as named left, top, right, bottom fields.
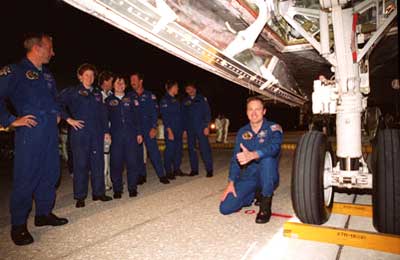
left=323, top=152, right=333, bottom=207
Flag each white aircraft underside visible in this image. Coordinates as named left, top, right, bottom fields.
left=61, top=0, right=397, bottom=107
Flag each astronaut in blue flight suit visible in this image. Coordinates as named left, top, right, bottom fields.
left=0, top=34, right=68, bottom=246
left=182, top=83, right=213, bottom=177
left=58, top=63, right=113, bottom=208
left=220, top=96, right=282, bottom=224
left=105, top=75, right=143, bottom=198
left=160, top=80, right=186, bottom=179
left=130, top=72, right=170, bottom=184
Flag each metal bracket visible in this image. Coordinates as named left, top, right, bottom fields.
left=259, top=56, right=279, bottom=90
left=357, top=8, right=397, bottom=62
left=278, top=0, right=337, bottom=66
left=330, top=158, right=372, bottom=189
left=319, top=0, right=350, bottom=9
left=224, top=0, right=274, bottom=57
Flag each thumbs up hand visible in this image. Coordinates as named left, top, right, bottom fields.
left=236, top=143, right=258, bottom=165
left=240, top=143, right=248, bottom=152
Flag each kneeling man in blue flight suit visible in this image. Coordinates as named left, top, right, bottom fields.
left=219, top=96, right=283, bottom=223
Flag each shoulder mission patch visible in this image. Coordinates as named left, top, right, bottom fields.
left=122, top=97, right=131, bottom=103
left=109, top=99, right=119, bottom=106
left=271, top=124, right=283, bottom=133
left=242, top=131, right=253, bottom=140
left=26, top=70, right=39, bottom=80
left=0, top=66, right=11, bottom=77
left=78, top=90, right=89, bottom=96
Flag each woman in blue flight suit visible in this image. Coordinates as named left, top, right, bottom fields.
left=58, top=63, right=112, bottom=208
left=105, top=75, right=143, bottom=198
left=160, top=80, right=185, bottom=179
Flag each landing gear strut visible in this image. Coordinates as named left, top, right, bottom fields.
left=282, top=0, right=398, bottom=234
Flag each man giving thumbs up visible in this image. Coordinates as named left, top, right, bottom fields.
left=219, top=96, right=283, bottom=224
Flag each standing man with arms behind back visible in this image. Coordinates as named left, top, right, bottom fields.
left=219, top=96, right=282, bottom=223
left=130, top=72, right=170, bottom=185
left=160, top=80, right=186, bottom=180
left=0, top=33, right=68, bottom=246
left=182, top=83, right=213, bottom=177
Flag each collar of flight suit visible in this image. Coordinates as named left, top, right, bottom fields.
left=243, top=118, right=270, bottom=136
left=135, top=88, right=148, bottom=97
left=78, top=84, right=94, bottom=92
left=21, top=58, right=45, bottom=73
left=165, top=92, right=175, bottom=100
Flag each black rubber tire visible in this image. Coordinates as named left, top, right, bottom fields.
left=372, top=129, right=400, bottom=235
left=291, top=131, right=334, bottom=225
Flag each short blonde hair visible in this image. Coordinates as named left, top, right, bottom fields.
left=23, top=33, right=52, bottom=52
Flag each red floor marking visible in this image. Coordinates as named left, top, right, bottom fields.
left=243, top=210, right=292, bottom=218
left=271, top=212, right=293, bottom=219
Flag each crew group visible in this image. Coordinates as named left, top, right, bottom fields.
left=1, top=34, right=282, bottom=247
left=60, top=64, right=214, bottom=208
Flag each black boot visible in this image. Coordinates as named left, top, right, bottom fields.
left=113, top=192, right=122, bottom=199
left=166, top=172, right=176, bottom=180
left=254, top=189, right=261, bottom=206
left=255, top=196, right=272, bottom=224
left=76, top=199, right=85, bottom=208
left=188, top=171, right=199, bottom=177
left=206, top=170, right=213, bottom=178
left=92, top=194, right=113, bottom=202
left=174, top=169, right=186, bottom=176
left=11, top=224, right=34, bottom=246
left=35, top=213, right=68, bottom=227
left=129, top=190, right=138, bottom=197
left=159, top=176, right=170, bottom=184
left=137, top=175, right=146, bottom=185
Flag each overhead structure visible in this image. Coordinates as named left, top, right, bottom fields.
left=61, top=0, right=309, bottom=107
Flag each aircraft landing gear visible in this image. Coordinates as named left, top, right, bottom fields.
left=291, top=131, right=335, bottom=225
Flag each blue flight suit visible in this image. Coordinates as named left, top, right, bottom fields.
left=106, top=94, right=142, bottom=193
left=160, top=93, right=183, bottom=174
left=58, top=85, right=108, bottom=199
left=132, top=90, right=165, bottom=178
left=182, top=93, right=213, bottom=173
left=219, top=119, right=283, bottom=215
left=0, top=59, right=60, bottom=225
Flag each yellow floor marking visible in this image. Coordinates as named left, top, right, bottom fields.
left=332, top=203, right=373, bottom=217
left=283, top=222, right=400, bottom=255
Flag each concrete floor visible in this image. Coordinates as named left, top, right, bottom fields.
left=0, top=149, right=398, bottom=260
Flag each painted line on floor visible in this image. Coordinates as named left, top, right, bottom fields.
left=157, top=142, right=372, bottom=152
left=272, top=212, right=293, bottom=219
left=243, top=210, right=293, bottom=219
left=240, top=241, right=258, bottom=260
